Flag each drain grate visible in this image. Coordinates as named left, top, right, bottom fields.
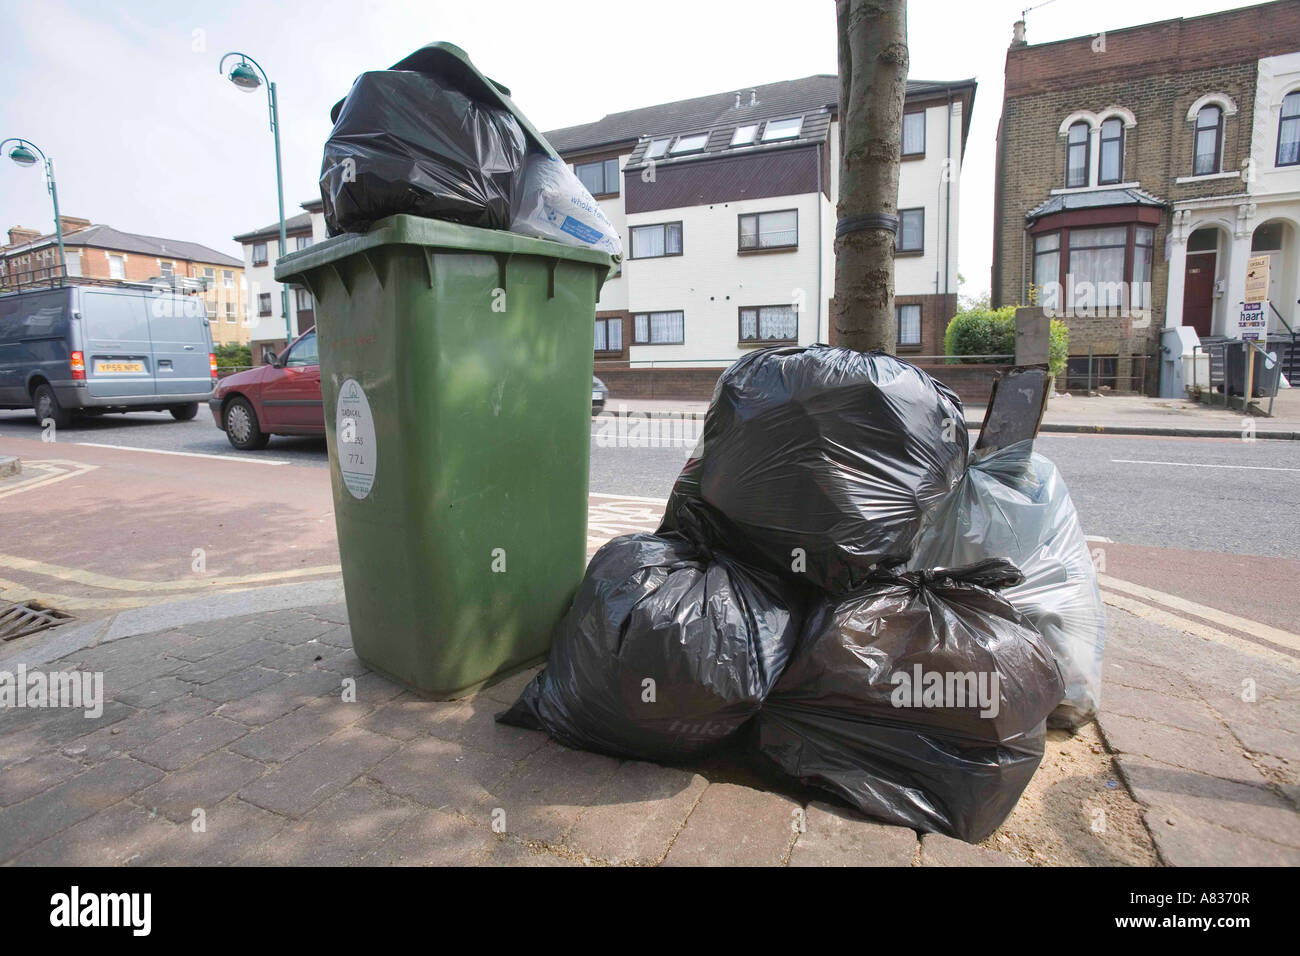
left=0, top=600, right=73, bottom=642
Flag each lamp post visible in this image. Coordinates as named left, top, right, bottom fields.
left=218, top=52, right=291, bottom=345
left=2, top=138, right=67, bottom=282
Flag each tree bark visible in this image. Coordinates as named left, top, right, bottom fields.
left=831, top=0, right=909, bottom=353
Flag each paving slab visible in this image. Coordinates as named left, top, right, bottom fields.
left=789, top=801, right=919, bottom=867
left=133, top=714, right=249, bottom=771
left=1100, top=713, right=1265, bottom=783
left=484, top=740, right=622, bottom=845
left=72, top=693, right=216, bottom=765
left=245, top=781, right=421, bottom=866
left=13, top=800, right=180, bottom=867
left=138, top=795, right=290, bottom=866
left=921, top=832, right=1027, bottom=866
left=215, top=669, right=343, bottom=726
left=1145, top=808, right=1300, bottom=866
left=1100, top=683, right=1229, bottom=738
left=565, top=760, right=708, bottom=865
left=135, top=749, right=269, bottom=824
left=366, top=735, right=516, bottom=815
left=239, top=726, right=398, bottom=817
left=0, top=752, right=85, bottom=807
left=357, top=693, right=470, bottom=741
left=228, top=694, right=373, bottom=763
left=367, top=807, right=496, bottom=866
left=662, top=782, right=800, bottom=867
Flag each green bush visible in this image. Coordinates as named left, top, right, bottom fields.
left=214, top=342, right=252, bottom=369
left=943, top=306, right=1017, bottom=364
left=1048, top=319, right=1069, bottom=381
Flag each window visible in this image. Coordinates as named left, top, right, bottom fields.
left=222, top=269, right=234, bottom=289
left=285, top=331, right=317, bottom=367
left=1067, top=226, right=1128, bottom=312
left=252, top=242, right=268, bottom=266
left=1277, top=91, right=1300, bottom=167
left=258, top=292, right=272, bottom=316
left=1066, top=121, right=1090, bottom=187
left=895, top=304, right=921, bottom=347
left=224, top=302, right=237, bottom=322
left=897, top=208, right=924, bottom=253
left=1193, top=105, right=1223, bottom=175
left=629, top=222, right=682, bottom=259
left=1033, top=233, right=1061, bottom=312
left=576, top=158, right=619, bottom=197
left=65, top=250, right=81, bottom=278
left=296, top=288, right=313, bottom=312
left=206, top=301, right=218, bottom=319
left=738, top=209, right=798, bottom=251
left=1066, top=355, right=1118, bottom=390
left=1098, top=118, right=1124, bottom=185
left=1131, top=226, right=1154, bottom=308
left=646, top=137, right=671, bottom=159
left=594, top=317, right=622, bottom=352
left=201, top=266, right=215, bottom=286
left=902, top=111, right=925, bottom=157
left=739, top=305, right=798, bottom=343
left=108, top=254, right=125, bottom=280
left=670, top=133, right=708, bottom=155
left=632, top=310, right=684, bottom=344
left=762, top=117, right=802, bottom=141
left=295, top=235, right=313, bottom=251
left=731, top=124, right=758, bottom=146
left=159, top=261, right=174, bottom=278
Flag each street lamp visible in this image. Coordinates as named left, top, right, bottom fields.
left=1, top=137, right=67, bottom=281
left=218, top=52, right=290, bottom=345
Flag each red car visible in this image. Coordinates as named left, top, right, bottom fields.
left=210, top=329, right=323, bottom=449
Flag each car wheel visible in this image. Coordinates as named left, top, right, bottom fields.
left=169, top=403, right=200, bottom=421
left=223, top=397, right=269, bottom=450
left=32, top=383, right=71, bottom=430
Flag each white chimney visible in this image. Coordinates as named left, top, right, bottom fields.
left=734, top=92, right=742, bottom=108
left=749, top=89, right=758, bottom=106
left=1011, top=19, right=1027, bottom=47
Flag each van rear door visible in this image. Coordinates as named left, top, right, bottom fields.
left=147, top=290, right=212, bottom=397
left=79, top=288, right=155, bottom=399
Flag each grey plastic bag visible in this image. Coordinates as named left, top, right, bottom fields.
left=907, top=441, right=1105, bottom=730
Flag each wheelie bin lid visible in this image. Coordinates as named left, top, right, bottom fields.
left=328, top=42, right=564, bottom=162
left=275, top=213, right=615, bottom=285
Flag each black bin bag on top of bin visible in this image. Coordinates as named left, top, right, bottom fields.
left=498, top=531, right=802, bottom=762
left=659, top=345, right=969, bottom=595
left=320, top=69, right=527, bottom=236
left=756, top=559, right=1065, bottom=843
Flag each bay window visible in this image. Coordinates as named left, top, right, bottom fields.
left=1031, top=220, right=1157, bottom=315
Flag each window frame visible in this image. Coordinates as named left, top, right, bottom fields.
left=574, top=157, right=620, bottom=198
left=895, top=303, right=922, bottom=348
left=1032, top=221, right=1157, bottom=315
left=108, top=254, right=125, bottom=280
left=222, top=269, right=235, bottom=289
left=1066, top=121, right=1091, bottom=188
left=284, top=330, right=317, bottom=367
left=1276, top=91, right=1300, bottom=167
left=731, top=124, right=759, bottom=147
left=1193, top=105, right=1224, bottom=176
left=628, top=221, right=683, bottom=260
left=737, top=208, right=799, bottom=253
left=631, top=310, right=685, bottom=346
left=594, top=316, right=623, bottom=354
left=896, top=207, right=925, bottom=254
left=1097, top=118, right=1125, bottom=185
left=669, top=133, right=709, bottom=155
left=645, top=137, right=671, bottom=160
left=901, top=110, right=926, bottom=158
left=257, top=292, right=272, bottom=316
left=252, top=242, right=268, bottom=267
left=762, top=116, right=803, bottom=142
left=737, top=304, right=799, bottom=345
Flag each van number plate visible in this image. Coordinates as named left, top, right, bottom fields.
left=95, top=361, right=145, bottom=374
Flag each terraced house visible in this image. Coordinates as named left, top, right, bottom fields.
left=992, top=0, right=1300, bottom=394
left=544, top=73, right=976, bottom=398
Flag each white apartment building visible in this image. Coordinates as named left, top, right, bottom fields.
left=544, top=74, right=975, bottom=392
left=233, top=199, right=326, bottom=364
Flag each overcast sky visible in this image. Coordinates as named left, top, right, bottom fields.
left=0, top=0, right=1264, bottom=297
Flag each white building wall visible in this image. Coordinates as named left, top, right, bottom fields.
left=591, top=152, right=631, bottom=313
left=241, top=209, right=327, bottom=347
left=895, top=98, right=962, bottom=299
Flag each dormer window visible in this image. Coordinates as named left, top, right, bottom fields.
left=1098, top=118, right=1124, bottom=185
left=1065, top=122, right=1089, bottom=187
left=731, top=124, right=758, bottom=146
left=670, top=132, right=708, bottom=155
left=762, top=117, right=803, bottom=141
left=1193, top=105, right=1223, bottom=175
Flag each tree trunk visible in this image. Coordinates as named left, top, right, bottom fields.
left=831, top=0, right=909, bottom=353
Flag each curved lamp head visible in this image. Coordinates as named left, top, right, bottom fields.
left=228, top=61, right=262, bottom=92
left=8, top=145, right=38, bottom=167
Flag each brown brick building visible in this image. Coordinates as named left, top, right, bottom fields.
left=992, top=1, right=1300, bottom=393
left=0, top=218, right=248, bottom=346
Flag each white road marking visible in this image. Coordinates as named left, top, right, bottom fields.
left=1111, top=458, right=1300, bottom=473
left=589, top=491, right=670, bottom=504
left=75, top=443, right=290, bottom=465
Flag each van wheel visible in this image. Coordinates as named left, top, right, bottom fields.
left=32, top=383, right=71, bottom=430
left=169, top=403, right=199, bottom=421
left=224, top=397, right=269, bottom=450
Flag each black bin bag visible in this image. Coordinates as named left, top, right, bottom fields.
left=320, top=69, right=527, bottom=235
left=498, top=532, right=803, bottom=762
left=756, top=559, right=1065, bottom=843
left=660, top=345, right=968, bottom=595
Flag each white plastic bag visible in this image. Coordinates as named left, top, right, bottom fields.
left=509, top=153, right=623, bottom=259
left=907, top=441, right=1105, bottom=730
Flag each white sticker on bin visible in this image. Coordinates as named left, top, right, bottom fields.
left=336, top=377, right=377, bottom=499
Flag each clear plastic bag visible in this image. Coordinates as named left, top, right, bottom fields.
left=907, top=441, right=1105, bottom=729
left=509, top=153, right=623, bottom=258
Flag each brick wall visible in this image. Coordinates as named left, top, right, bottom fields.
left=895, top=292, right=959, bottom=356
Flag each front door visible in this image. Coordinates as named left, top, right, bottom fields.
left=1183, top=252, right=1216, bottom=337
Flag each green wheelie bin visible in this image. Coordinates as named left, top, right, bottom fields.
left=276, top=214, right=612, bottom=697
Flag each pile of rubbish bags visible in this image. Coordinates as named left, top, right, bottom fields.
left=502, top=345, right=1106, bottom=843
left=319, top=43, right=622, bottom=258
